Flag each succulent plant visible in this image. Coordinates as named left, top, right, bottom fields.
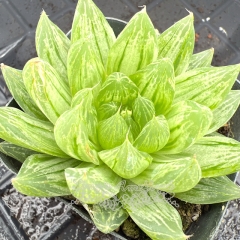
left=1, top=0, right=240, bottom=239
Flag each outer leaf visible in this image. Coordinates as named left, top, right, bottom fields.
left=187, top=48, right=214, bottom=70
left=132, top=95, right=155, bottom=130
left=54, top=93, right=100, bottom=164
left=175, top=176, right=240, bottom=204
left=99, top=138, right=152, bottom=179
left=36, top=11, right=70, bottom=82
left=71, top=0, right=116, bottom=65
left=65, top=163, right=121, bottom=204
left=118, top=181, right=187, bottom=240
left=23, top=58, right=71, bottom=124
left=158, top=13, right=194, bottom=76
left=134, top=115, right=170, bottom=153
left=83, top=197, right=128, bottom=233
left=97, top=72, right=138, bottom=106
left=97, top=102, right=120, bottom=121
left=161, top=100, right=212, bottom=154
left=0, top=107, right=67, bottom=158
left=0, top=141, right=37, bottom=163
left=67, top=40, right=105, bottom=96
left=1, top=64, right=47, bottom=120
left=130, top=59, right=175, bottom=115
left=131, top=153, right=201, bottom=193
left=185, top=135, right=240, bottom=178
left=207, top=90, right=240, bottom=134
left=12, top=154, right=79, bottom=197
left=106, top=8, right=158, bottom=76
left=97, top=110, right=132, bottom=149
left=174, top=64, right=240, bottom=110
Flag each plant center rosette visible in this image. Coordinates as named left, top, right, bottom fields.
left=1, top=0, right=240, bottom=239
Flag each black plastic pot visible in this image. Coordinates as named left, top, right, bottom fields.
left=0, top=18, right=239, bottom=240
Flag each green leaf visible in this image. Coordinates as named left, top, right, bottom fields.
left=134, top=115, right=170, bottom=153
left=36, top=11, right=70, bottom=82
left=132, top=95, right=155, bottom=130
left=187, top=48, right=214, bottom=70
left=174, top=64, right=240, bottom=110
left=207, top=90, right=240, bottom=134
left=185, top=135, right=240, bottom=178
left=130, top=59, right=175, bottom=115
left=97, top=72, right=138, bottom=106
left=0, top=107, right=68, bottom=158
left=118, top=181, right=187, bottom=240
left=12, top=154, right=79, bottom=197
left=71, top=0, right=116, bottom=65
left=158, top=13, right=194, bottom=76
left=175, top=176, right=240, bottom=204
left=1, top=64, right=47, bottom=120
left=161, top=100, right=212, bottom=154
left=54, top=93, right=100, bottom=164
left=131, top=153, right=201, bottom=193
left=67, top=40, right=105, bottom=96
left=23, top=58, right=71, bottom=124
left=97, top=109, right=132, bottom=149
left=65, top=163, right=121, bottom=204
left=0, top=141, right=37, bottom=163
left=99, top=138, right=152, bottom=179
left=122, top=113, right=140, bottom=140
left=97, top=102, right=120, bottom=121
left=106, top=8, right=158, bottom=76
left=83, top=197, right=128, bottom=233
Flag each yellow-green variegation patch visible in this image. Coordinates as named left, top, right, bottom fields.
left=71, top=0, right=116, bottom=65
left=99, top=138, right=152, bottom=179
left=23, top=58, right=71, bottom=124
left=130, top=59, right=175, bottom=115
left=158, top=13, right=194, bottom=76
left=161, top=100, right=212, bottom=154
left=36, top=11, right=70, bottom=82
left=12, top=154, right=79, bottom=197
left=175, top=176, right=240, bottom=204
left=106, top=7, right=158, bottom=75
left=131, top=153, right=201, bottom=193
left=65, top=163, right=122, bottom=204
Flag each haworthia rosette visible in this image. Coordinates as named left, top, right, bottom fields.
left=1, top=64, right=47, bottom=120
left=99, top=138, right=152, bottom=179
left=175, top=176, right=240, bottom=204
left=207, top=90, right=240, bottom=134
left=132, top=95, right=155, bottom=131
left=130, top=59, right=175, bottom=115
left=97, top=72, right=138, bottom=106
left=12, top=154, right=79, bottom=197
left=158, top=13, right=194, bottom=76
left=83, top=198, right=128, bottom=233
left=106, top=7, right=158, bottom=76
left=133, top=115, right=170, bottom=153
left=0, top=107, right=68, bottom=158
left=67, top=40, right=105, bottom=96
left=185, top=135, right=240, bottom=178
left=65, top=163, right=122, bottom=204
left=36, top=11, right=70, bottom=82
left=187, top=48, right=214, bottom=70
left=174, top=64, right=240, bottom=110
left=118, top=181, right=187, bottom=240
left=23, top=58, right=71, bottom=124
left=161, top=100, right=213, bottom=154
left=71, top=0, right=116, bottom=65
left=131, top=153, right=201, bottom=193
left=0, top=141, right=37, bottom=163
